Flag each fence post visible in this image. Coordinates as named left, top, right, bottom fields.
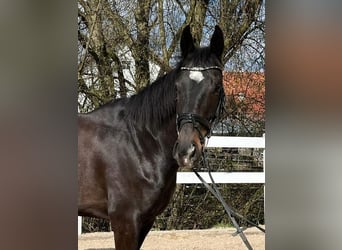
left=78, top=216, right=82, bottom=235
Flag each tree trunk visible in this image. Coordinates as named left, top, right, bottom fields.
left=133, top=0, right=151, bottom=90
left=192, top=0, right=209, bottom=46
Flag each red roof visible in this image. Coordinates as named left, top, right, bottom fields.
left=223, top=72, right=265, bottom=121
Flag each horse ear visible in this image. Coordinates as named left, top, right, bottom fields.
left=210, top=25, right=224, bottom=59
left=180, top=25, right=195, bottom=58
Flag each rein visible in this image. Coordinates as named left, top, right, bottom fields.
left=177, top=65, right=265, bottom=249
left=193, top=151, right=266, bottom=250
left=193, top=129, right=265, bottom=250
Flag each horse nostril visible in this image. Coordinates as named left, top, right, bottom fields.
left=173, top=141, right=197, bottom=166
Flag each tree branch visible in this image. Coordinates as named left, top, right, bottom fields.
left=78, top=0, right=102, bottom=74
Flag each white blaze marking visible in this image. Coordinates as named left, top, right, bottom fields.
left=189, top=71, right=204, bottom=83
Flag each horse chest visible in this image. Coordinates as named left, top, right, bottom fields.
left=144, top=172, right=177, bottom=216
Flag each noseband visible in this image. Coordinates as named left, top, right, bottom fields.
left=176, top=113, right=210, bottom=144
left=176, top=66, right=224, bottom=145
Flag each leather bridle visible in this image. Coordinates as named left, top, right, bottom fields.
left=176, top=65, right=224, bottom=146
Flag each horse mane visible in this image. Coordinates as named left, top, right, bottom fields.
left=125, top=48, right=222, bottom=128
left=125, top=66, right=180, bottom=128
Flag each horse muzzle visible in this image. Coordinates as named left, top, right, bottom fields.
left=173, top=124, right=203, bottom=168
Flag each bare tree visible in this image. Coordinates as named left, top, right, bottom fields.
left=78, top=0, right=264, bottom=112
left=78, top=0, right=265, bottom=231
left=218, top=0, right=264, bottom=64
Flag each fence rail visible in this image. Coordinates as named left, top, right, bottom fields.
left=206, top=136, right=265, bottom=148
left=78, top=135, right=265, bottom=235
left=176, top=172, right=264, bottom=184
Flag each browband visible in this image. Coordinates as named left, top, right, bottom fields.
left=180, top=66, right=223, bottom=71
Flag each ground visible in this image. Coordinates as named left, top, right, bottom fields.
left=78, top=227, right=265, bottom=250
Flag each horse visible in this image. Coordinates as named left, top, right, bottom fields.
left=78, top=25, right=224, bottom=250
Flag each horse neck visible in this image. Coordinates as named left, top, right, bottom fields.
left=153, top=112, right=178, bottom=147
left=132, top=98, right=177, bottom=153
left=126, top=69, right=178, bottom=138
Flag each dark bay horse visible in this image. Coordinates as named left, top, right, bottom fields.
left=78, top=25, right=224, bottom=249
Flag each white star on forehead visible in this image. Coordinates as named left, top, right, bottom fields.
left=189, top=70, right=204, bottom=83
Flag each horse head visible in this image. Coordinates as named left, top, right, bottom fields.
left=173, top=25, right=224, bottom=168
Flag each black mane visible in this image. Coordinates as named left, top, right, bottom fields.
left=125, top=47, right=222, bottom=128
left=125, top=66, right=180, bottom=128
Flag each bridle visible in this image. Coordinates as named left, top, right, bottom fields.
left=176, top=65, right=224, bottom=146
left=176, top=65, right=265, bottom=249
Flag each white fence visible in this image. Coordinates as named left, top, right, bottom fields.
left=177, top=135, right=265, bottom=184
left=78, top=135, right=265, bottom=235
